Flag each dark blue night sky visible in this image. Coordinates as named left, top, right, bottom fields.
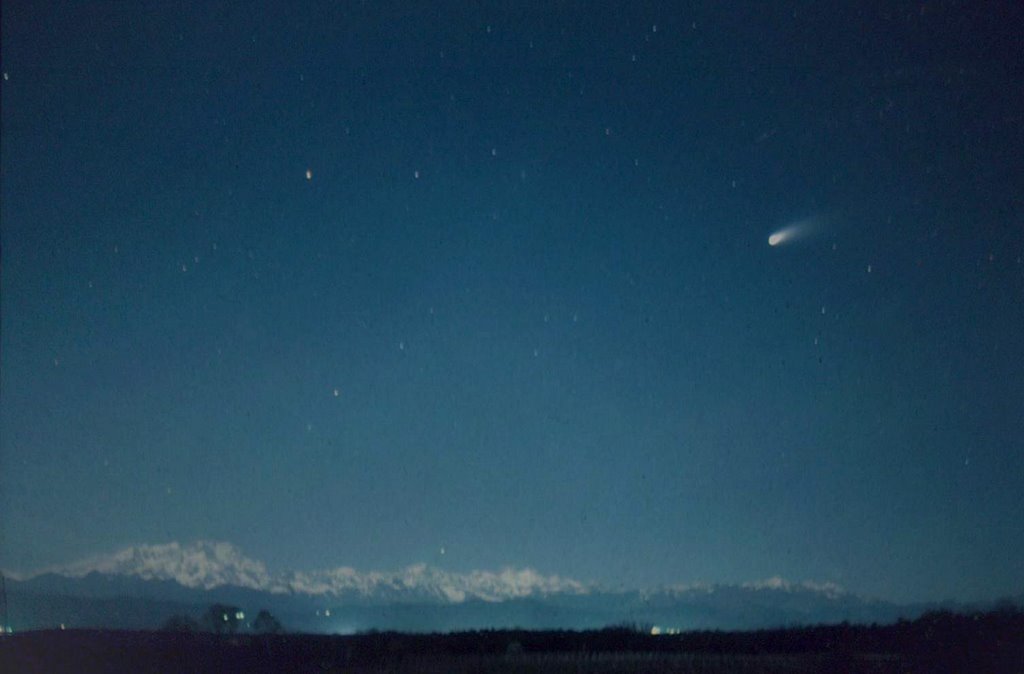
left=2, top=1, right=1022, bottom=603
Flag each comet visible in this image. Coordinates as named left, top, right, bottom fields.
left=768, top=227, right=798, bottom=246
left=768, top=217, right=820, bottom=247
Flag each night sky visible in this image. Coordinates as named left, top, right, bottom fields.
left=2, top=2, right=1022, bottom=604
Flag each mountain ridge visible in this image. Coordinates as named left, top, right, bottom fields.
left=10, top=540, right=593, bottom=604
left=8, top=540, right=999, bottom=633
left=8, top=540, right=851, bottom=605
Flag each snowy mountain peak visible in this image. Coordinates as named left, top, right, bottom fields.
left=56, top=541, right=273, bottom=591
left=644, top=577, right=848, bottom=602
left=284, top=562, right=588, bottom=603
left=742, top=576, right=847, bottom=598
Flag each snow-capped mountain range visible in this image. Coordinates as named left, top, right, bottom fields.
left=14, top=540, right=857, bottom=604
left=7, top=540, right=931, bottom=633
left=16, top=540, right=591, bottom=603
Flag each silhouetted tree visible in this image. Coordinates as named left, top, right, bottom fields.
left=251, top=609, right=284, bottom=634
left=202, top=603, right=243, bottom=635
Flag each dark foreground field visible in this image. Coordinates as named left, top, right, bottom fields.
left=2, top=609, right=1022, bottom=673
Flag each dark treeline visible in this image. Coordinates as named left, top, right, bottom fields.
left=326, top=608, right=1023, bottom=657
left=1, top=607, right=1021, bottom=673
left=318, top=608, right=1024, bottom=672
